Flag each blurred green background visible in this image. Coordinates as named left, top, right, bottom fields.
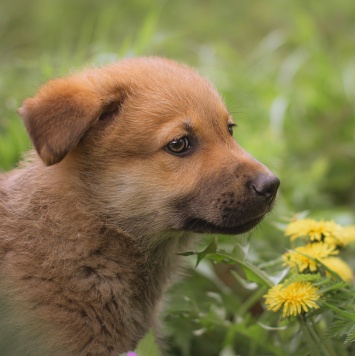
left=0, top=0, right=354, bottom=355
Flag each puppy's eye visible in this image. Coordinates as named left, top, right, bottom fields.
left=167, top=136, right=190, bottom=154
left=228, top=123, right=236, bottom=136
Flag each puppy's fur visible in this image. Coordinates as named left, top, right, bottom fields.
left=0, top=57, right=279, bottom=355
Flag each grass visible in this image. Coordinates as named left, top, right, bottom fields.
left=1, top=0, right=355, bottom=354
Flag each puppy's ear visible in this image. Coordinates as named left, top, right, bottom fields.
left=19, top=76, right=121, bottom=166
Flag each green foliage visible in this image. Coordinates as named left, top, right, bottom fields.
left=136, top=330, right=160, bottom=356
left=173, top=226, right=355, bottom=355
left=1, top=0, right=354, bottom=355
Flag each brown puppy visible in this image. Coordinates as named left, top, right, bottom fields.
left=0, top=57, right=279, bottom=355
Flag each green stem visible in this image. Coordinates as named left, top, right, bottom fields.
left=298, top=317, right=322, bottom=356
left=310, top=319, right=337, bottom=356
left=212, top=252, right=274, bottom=288
left=258, top=257, right=284, bottom=269
left=237, top=287, right=267, bottom=317
left=298, top=317, right=333, bottom=356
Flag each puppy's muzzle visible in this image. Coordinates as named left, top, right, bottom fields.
left=177, top=170, right=280, bottom=235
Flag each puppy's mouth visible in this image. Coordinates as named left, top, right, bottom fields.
left=182, top=215, right=265, bottom=235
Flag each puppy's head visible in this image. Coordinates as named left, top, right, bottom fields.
left=19, top=57, right=279, bottom=237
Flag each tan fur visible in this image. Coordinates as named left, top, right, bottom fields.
left=0, top=57, right=279, bottom=355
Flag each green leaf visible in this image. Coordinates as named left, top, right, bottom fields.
left=241, top=262, right=273, bottom=287
left=178, top=236, right=219, bottom=266
left=179, top=240, right=273, bottom=286
left=322, top=302, right=355, bottom=322
left=282, top=273, right=322, bottom=288
left=136, top=330, right=160, bottom=356
left=317, top=281, right=348, bottom=294
left=231, top=242, right=248, bottom=260
left=230, top=270, right=258, bottom=290
left=327, top=319, right=355, bottom=344
left=227, top=322, right=285, bottom=356
left=207, top=252, right=274, bottom=288
left=177, top=251, right=197, bottom=257
left=195, top=236, right=218, bottom=267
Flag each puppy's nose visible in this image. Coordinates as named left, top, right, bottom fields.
left=251, top=174, right=280, bottom=202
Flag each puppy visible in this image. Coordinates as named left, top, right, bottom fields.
left=0, top=57, right=279, bottom=355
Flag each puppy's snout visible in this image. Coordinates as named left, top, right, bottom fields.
left=250, top=174, right=280, bottom=202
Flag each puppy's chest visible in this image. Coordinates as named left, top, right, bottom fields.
left=0, top=242, right=172, bottom=354
left=61, top=237, right=165, bottom=306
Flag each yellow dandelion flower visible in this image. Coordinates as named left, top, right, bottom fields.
left=342, top=226, right=355, bottom=245
left=285, top=219, right=346, bottom=246
left=322, top=257, right=353, bottom=282
left=283, top=243, right=337, bottom=272
left=264, top=282, right=320, bottom=317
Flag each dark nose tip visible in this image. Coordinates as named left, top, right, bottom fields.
left=251, top=174, right=280, bottom=202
